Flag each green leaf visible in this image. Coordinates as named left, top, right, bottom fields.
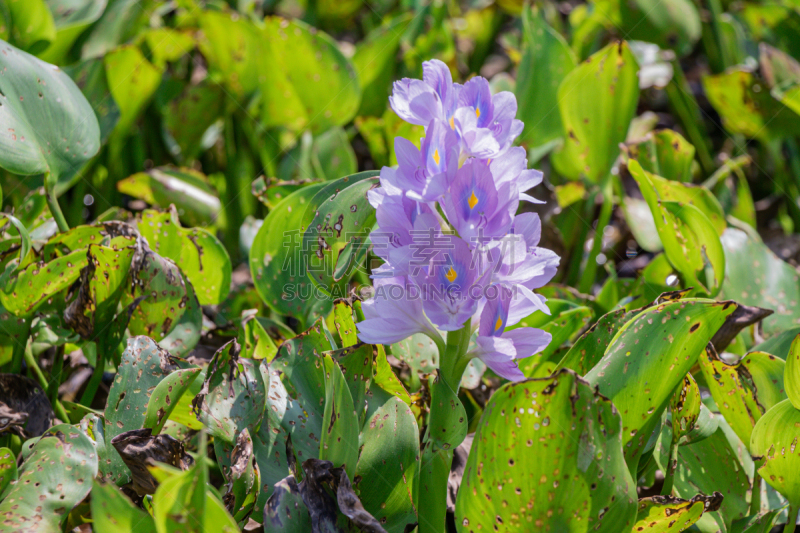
left=64, top=58, right=121, bottom=143
left=585, top=298, right=736, bottom=469
left=633, top=494, right=719, bottom=533
left=193, top=340, right=266, bottom=444
left=392, top=332, right=440, bottom=377
left=552, top=41, right=640, bottom=182
left=90, top=481, right=157, bottom=533
left=428, top=372, right=468, bottom=451
left=600, top=0, right=700, bottom=56
left=104, top=45, right=162, bottom=135
left=0, top=39, right=100, bottom=182
left=721, top=227, right=800, bottom=336
left=699, top=347, right=786, bottom=446
left=120, top=243, right=188, bottom=342
left=260, top=17, right=361, bottom=133
left=197, top=10, right=264, bottom=98
left=703, top=69, right=800, bottom=141
left=0, top=424, right=98, bottom=531
left=629, top=160, right=725, bottom=296
left=624, top=129, right=695, bottom=183
left=268, top=320, right=332, bottom=460
left=101, top=336, right=177, bottom=485
left=556, top=308, right=631, bottom=376
left=786, top=334, right=800, bottom=409
left=353, top=14, right=413, bottom=117
left=138, top=208, right=231, bottom=305
left=38, top=0, right=106, bottom=64
left=355, top=395, right=419, bottom=533
left=163, top=81, right=225, bottom=161
left=303, top=172, right=379, bottom=297
left=455, top=369, right=638, bottom=532
left=328, top=343, right=372, bottom=423
left=117, top=167, right=221, bottom=227
left=0, top=447, right=17, bottom=497
left=730, top=510, right=782, bottom=533
left=670, top=373, right=702, bottom=442
left=751, top=399, right=800, bottom=506
left=319, top=353, right=359, bottom=480
left=332, top=299, right=359, bottom=348
left=250, top=182, right=332, bottom=328
left=6, top=0, right=56, bottom=54
left=515, top=7, right=576, bottom=148
left=0, top=248, right=87, bottom=316
left=143, top=368, right=201, bottom=435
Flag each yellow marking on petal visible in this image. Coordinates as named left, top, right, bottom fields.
left=449, top=116, right=455, bottom=129
left=476, top=107, right=481, bottom=119
left=468, top=191, right=479, bottom=210
left=486, top=158, right=492, bottom=165
left=433, top=149, right=441, bottom=166
left=495, top=317, right=503, bottom=331
left=446, top=267, right=458, bottom=283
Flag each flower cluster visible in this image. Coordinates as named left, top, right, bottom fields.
left=356, top=60, right=560, bottom=381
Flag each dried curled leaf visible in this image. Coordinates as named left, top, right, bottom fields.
left=0, top=373, right=53, bottom=437
left=634, top=492, right=724, bottom=532
left=110, top=428, right=194, bottom=496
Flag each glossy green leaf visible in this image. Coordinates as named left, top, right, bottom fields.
left=699, top=347, right=786, bottom=446
left=250, top=182, right=331, bottom=328
left=355, top=395, right=419, bottom=533
left=0, top=39, right=100, bottom=182
left=260, top=17, right=361, bottom=133
left=624, top=129, right=695, bottom=183
left=91, top=481, right=157, bottom=533
left=630, top=160, right=725, bottom=296
left=721, top=227, right=800, bottom=336
left=328, top=342, right=372, bottom=422
left=585, top=298, right=736, bottom=469
left=786, top=334, right=800, bottom=409
left=633, top=494, right=719, bottom=533
left=0, top=447, right=17, bottom=497
left=319, top=353, right=359, bottom=479
left=0, top=424, right=98, bottom=531
left=303, top=172, right=379, bottom=297
left=101, top=336, right=176, bottom=485
left=143, top=367, right=201, bottom=435
left=353, top=15, right=412, bottom=117
left=751, top=399, right=800, bottom=506
left=104, top=45, right=162, bottom=135
left=553, top=41, right=640, bottom=182
left=516, top=7, right=576, bottom=148
left=455, top=369, right=638, bottom=532
left=138, top=208, right=231, bottom=305
left=6, top=0, right=56, bottom=54
left=556, top=307, right=631, bottom=375
left=428, top=372, right=467, bottom=451
left=672, top=428, right=750, bottom=531
left=703, top=69, right=800, bottom=141
left=193, top=340, right=266, bottom=444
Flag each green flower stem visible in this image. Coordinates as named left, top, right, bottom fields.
left=786, top=505, right=798, bottom=533
left=23, top=341, right=69, bottom=423
left=418, top=319, right=472, bottom=533
left=44, top=172, right=69, bottom=233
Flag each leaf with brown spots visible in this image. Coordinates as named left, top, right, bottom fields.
left=0, top=424, right=98, bottom=532
left=633, top=493, right=723, bottom=532
left=455, top=369, right=638, bottom=533
left=585, top=298, right=736, bottom=470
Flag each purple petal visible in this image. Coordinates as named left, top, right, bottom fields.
left=458, top=77, right=493, bottom=128
left=390, top=79, right=438, bottom=126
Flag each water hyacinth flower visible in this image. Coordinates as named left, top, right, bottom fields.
left=358, top=58, right=561, bottom=381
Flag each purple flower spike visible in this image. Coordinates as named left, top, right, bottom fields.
left=390, top=60, right=459, bottom=128
left=357, top=275, right=440, bottom=344
left=454, top=77, right=524, bottom=159
left=385, top=119, right=459, bottom=202
left=468, top=290, right=552, bottom=380
left=441, top=160, right=516, bottom=245
left=416, top=236, right=491, bottom=331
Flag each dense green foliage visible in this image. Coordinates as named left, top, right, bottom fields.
left=2, top=0, right=800, bottom=532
